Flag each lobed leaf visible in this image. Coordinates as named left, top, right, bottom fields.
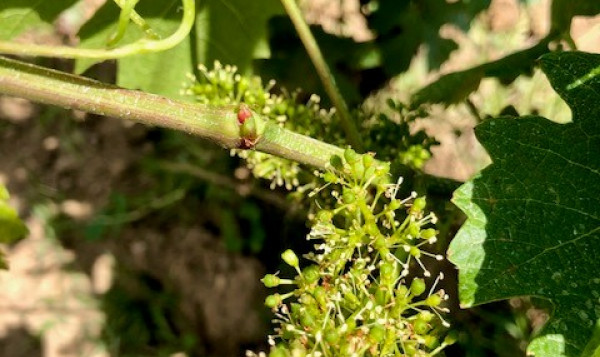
left=448, top=51, right=600, bottom=356
left=0, top=0, right=77, bottom=40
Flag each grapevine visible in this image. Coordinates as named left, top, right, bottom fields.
left=1, top=0, right=591, bottom=355
left=185, top=62, right=437, bottom=192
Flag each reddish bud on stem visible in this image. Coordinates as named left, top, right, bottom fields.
left=237, top=104, right=252, bottom=124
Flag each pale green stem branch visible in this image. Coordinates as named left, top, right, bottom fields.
left=0, top=0, right=194, bottom=59
left=108, top=0, right=142, bottom=46
left=156, top=161, right=297, bottom=212
left=280, top=0, right=363, bottom=151
left=112, top=0, right=161, bottom=41
left=0, top=56, right=343, bottom=169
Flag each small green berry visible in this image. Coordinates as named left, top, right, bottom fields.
left=409, top=246, right=421, bottom=258
left=313, top=286, right=327, bottom=308
left=418, top=311, right=434, bottom=322
left=413, top=319, right=430, bottom=335
left=302, top=265, right=320, bottom=284
left=408, top=222, right=420, bottom=238
left=316, top=210, right=333, bottom=223
left=424, top=335, right=439, bottom=349
left=262, top=274, right=281, bottom=287
left=403, top=342, right=418, bottom=355
left=425, top=294, right=442, bottom=307
left=362, top=153, right=375, bottom=168
left=342, top=188, right=356, bottom=204
left=421, top=228, right=437, bottom=239
left=330, top=155, right=343, bottom=170
left=265, top=294, right=282, bottom=308
left=352, top=160, right=365, bottom=179
left=344, top=291, right=361, bottom=309
left=323, top=171, right=338, bottom=183
left=364, top=165, right=376, bottom=181
left=324, top=329, right=340, bottom=344
left=412, top=196, right=426, bottom=212
left=290, top=303, right=302, bottom=319
left=268, top=346, right=287, bottom=357
left=396, top=285, right=409, bottom=297
left=418, top=148, right=431, bottom=160
left=365, top=221, right=380, bottom=236
left=369, top=324, right=386, bottom=342
left=413, top=158, right=424, bottom=168
left=299, top=294, right=317, bottom=307
left=374, top=163, right=390, bottom=177
left=281, top=249, right=299, bottom=268
left=410, top=278, right=426, bottom=296
left=299, top=309, right=317, bottom=329
left=373, top=236, right=387, bottom=252
left=344, top=318, right=357, bottom=333
left=379, top=262, right=397, bottom=286
left=388, top=199, right=402, bottom=211
left=344, top=148, right=360, bottom=164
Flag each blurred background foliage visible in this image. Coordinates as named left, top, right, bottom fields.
left=0, top=0, right=598, bottom=356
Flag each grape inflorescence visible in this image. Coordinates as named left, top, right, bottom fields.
left=256, top=149, right=453, bottom=356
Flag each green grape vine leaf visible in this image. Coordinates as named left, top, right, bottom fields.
left=76, top=0, right=282, bottom=99
left=75, top=1, right=191, bottom=99
left=448, top=51, right=600, bottom=357
left=194, top=0, right=283, bottom=72
left=0, top=0, right=77, bottom=40
left=0, top=185, right=28, bottom=269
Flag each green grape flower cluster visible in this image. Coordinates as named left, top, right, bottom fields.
left=251, top=149, right=454, bottom=357
left=184, top=62, right=436, bottom=191
left=184, top=61, right=341, bottom=190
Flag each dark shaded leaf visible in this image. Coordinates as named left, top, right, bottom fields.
left=551, top=0, right=600, bottom=33
left=366, top=0, right=491, bottom=74
left=255, top=17, right=365, bottom=106
left=0, top=0, right=77, bottom=40
left=448, top=51, right=600, bottom=356
left=411, top=38, right=551, bottom=107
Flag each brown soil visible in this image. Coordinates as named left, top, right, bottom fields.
left=0, top=104, right=267, bottom=357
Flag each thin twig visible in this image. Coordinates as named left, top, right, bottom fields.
left=112, top=0, right=161, bottom=41
left=156, top=161, right=299, bottom=212
left=465, top=98, right=482, bottom=123
left=280, top=0, right=363, bottom=151
left=0, top=56, right=343, bottom=169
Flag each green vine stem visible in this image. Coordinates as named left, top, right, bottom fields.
left=0, top=56, right=342, bottom=168
left=112, top=0, right=161, bottom=41
left=0, top=56, right=461, bottom=194
left=0, top=0, right=194, bottom=59
left=280, top=0, right=364, bottom=152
